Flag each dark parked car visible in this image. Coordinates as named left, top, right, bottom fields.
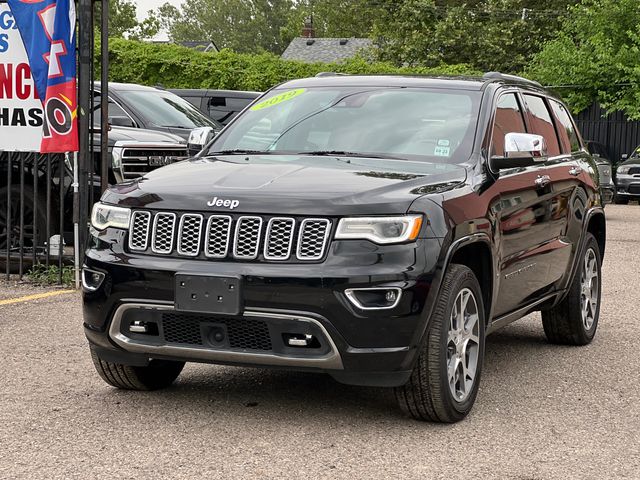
left=170, top=89, right=260, bottom=125
left=84, top=73, right=605, bottom=423
left=0, top=83, right=195, bottom=257
left=97, top=83, right=223, bottom=141
left=585, top=141, right=615, bottom=204
left=613, top=146, right=640, bottom=204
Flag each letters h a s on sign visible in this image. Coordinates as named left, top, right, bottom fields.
left=5, top=0, right=78, bottom=153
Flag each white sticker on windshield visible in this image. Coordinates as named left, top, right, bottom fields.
left=434, top=146, right=451, bottom=157
left=437, top=139, right=450, bottom=147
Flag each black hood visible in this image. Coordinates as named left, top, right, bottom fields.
left=102, top=155, right=466, bottom=215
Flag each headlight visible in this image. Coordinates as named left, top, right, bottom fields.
left=91, top=202, right=131, bottom=230
left=617, top=166, right=630, bottom=174
left=335, top=215, right=423, bottom=244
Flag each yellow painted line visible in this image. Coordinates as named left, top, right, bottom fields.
left=0, top=289, right=76, bottom=306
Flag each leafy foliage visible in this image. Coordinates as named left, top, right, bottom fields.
left=151, top=0, right=296, bottom=54
left=26, top=264, right=75, bottom=287
left=96, top=0, right=160, bottom=40
left=105, top=38, right=481, bottom=91
left=527, top=0, right=640, bottom=118
left=371, top=0, right=580, bottom=72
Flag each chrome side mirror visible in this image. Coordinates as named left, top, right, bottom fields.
left=187, top=127, right=215, bottom=156
left=492, top=132, right=548, bottom=170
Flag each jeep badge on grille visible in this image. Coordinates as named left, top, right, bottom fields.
left=207, top=197, right=240, bottom=209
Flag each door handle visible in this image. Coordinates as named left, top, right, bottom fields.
left=569, top=166, right=582, bottom=176
left=535, top=175, right=551, bottom=188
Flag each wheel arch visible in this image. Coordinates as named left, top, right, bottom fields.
left=449, top=236, right=494, bottom=324
left=587, top=211, right=606, bottom=259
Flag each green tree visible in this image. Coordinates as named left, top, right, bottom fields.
left=527, top=0, right=640, bottom=118
left=96, top=0, right=160, bottom=40
left=282, top=0, right=379, bottom=40
left=371, top=0, right=579, bottom=72
left=154, top=0, right=295, bottom=54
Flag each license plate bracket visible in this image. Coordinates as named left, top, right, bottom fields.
left=174, top=274, right=242, bottom=315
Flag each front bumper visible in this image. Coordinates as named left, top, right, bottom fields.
left=615, top=175, right=640, bottom=198
left=599, top=182, right=615, bottom=204
left=83, top=229, right=444, bottom=387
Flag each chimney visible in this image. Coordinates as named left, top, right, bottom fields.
left=302, top=17, right=315, bottom=38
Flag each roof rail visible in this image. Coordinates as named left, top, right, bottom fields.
left=315, top=72, right=349, bottom=78
left=483, top=71, right=542, bottom=87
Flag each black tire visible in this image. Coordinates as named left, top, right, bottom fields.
left=542, top=233, right=601, bottom=345
left=613, top=196, right=629, bottom=205
left=395, top=264, right=485, bottom=422
left=0, top=184, right=49, bottom=251
left=90, top=346, right=185, bottom=390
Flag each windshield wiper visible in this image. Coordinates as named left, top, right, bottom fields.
left=301, top=150, right=406, bottom=160
left=208, top=149, right=271, bottom=155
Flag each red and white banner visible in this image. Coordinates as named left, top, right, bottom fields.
left=1, top=1, right=78, bottom=153
left=0, top=3, right=43, bottom=152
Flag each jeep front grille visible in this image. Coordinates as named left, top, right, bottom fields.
left=129, top=211, right=331, bottom=262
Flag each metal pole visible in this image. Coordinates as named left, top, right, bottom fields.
left=100, top=0, right=109, bottom=193
left=72, top=152, right=80, bottom=289
left=6, top=152, right=12, bottom=280
left=77, top=0, right=93, bottom=266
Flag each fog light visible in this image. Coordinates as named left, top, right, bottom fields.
left=81, top=267, right=105, bottom=292
left=345, top=287, right=402, bottom=310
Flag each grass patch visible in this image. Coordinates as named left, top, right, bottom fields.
left=26, top=264, right=75, bottom=287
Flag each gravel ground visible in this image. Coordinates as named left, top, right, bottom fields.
left=0, top=204, right=639, bottom=479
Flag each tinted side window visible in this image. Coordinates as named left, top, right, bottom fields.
left=492, top=93, right=527, bottom=157
left=92, top=94, right=132, bottom=127
left=523, top=94, right=561, bottom=157
left=549, top=100, right=581, bottom=153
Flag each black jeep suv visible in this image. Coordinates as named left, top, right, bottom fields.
left=83, top=73, right=605, bottom=422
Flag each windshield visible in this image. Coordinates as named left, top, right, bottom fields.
left=118, top=89, right=220, bottom=130
left=208, top=86, right=480, bottom=162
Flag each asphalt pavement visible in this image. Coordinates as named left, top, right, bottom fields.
left=1, top=204, right=639, bottom=479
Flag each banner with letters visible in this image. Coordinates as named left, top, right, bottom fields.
left=0, top=3, right=42, bottom=151
left=2, top=0, right=78, bottom=153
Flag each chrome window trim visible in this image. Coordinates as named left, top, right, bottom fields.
left=204, top=214, right=233, bottom=259
left=233, top=215, right=263, bottom=259
left=151, top=212, right=177, bottom=254
left=128, top=211, right=151, bottom=251
left=108, top=303, right=344, bottom=370
left=296, top=218, right=332, bottom=261
left=263, top=217, right=295, bottom=261
left=176, top=213, right=204, bottom=257
left=344, top=287, right=403, bottom=311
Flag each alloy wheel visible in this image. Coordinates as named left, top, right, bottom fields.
left=580, top=248, right=599, bottom=331
left=447, top=288, right=480, bottom=403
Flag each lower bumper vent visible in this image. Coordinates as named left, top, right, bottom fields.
left=161, top=312, right=272, bottom=351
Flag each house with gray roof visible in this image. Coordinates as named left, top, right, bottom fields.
left=281, top=37, right=374, bottom=63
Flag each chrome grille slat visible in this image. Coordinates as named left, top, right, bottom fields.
left=205, top=215, right=232, bottom=258
left=151, top=212, right=177, bottom=254
left=297, top=219, right=331, bottom=260
left=130, top=212, right=330, bottom=261
left=233, top=216, right=263, bottom=259
left=177, top=214, right=204, bottom=256
left=129, top=211, right=151, bottom=251
left=264, top=218, right=295, bottom=260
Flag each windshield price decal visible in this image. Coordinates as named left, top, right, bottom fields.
left=250, top=88, right=306, bottom=111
